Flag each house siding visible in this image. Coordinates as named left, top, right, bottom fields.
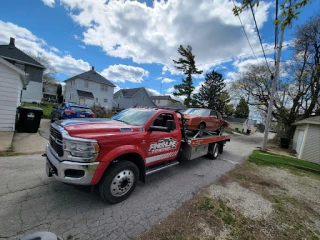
left=0, top=62, right=23, bottom=131
left=65, top=78, right=114, bottom=109
left=153, top=99, right=171, bottom=106
left=6, top=59, right=44, bottom=103
left=301, top=125, right=320, bottom=164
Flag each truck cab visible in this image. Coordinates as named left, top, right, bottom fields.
left=45, top=107, right=230, bottom=203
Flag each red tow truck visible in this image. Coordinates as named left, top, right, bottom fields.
left=44, top=107, right=230, bottom=203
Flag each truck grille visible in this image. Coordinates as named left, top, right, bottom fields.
left=50, top=126, right=64, bottom=157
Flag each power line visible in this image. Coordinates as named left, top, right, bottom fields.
left=231, top=0, right=261, bottom=66
left=249, top=2, right=273, bottom=74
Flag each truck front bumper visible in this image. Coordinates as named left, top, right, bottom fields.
left=45, top=144, right=99, bottom=185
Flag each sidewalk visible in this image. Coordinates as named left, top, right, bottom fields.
left=0, top=132, right=14, bottom=151
left=13, top=132, right=48, bottom=154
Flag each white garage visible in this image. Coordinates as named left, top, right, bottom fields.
left=0, top=57, right=29, bottom=131
left=292, top=116, right=320, bottom=164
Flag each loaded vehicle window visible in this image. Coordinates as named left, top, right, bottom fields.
left=112, top=108, right=156, bottom=126
left=210, top=110, right=218, bottom=118
left=184, top=108, right=210, bottom=116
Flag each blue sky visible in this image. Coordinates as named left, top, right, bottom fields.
left=0, top=0, right=319, bottom=102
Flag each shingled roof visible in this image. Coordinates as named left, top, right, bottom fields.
left=0, top=39, right=45, bottom=68
left=114, top=87, right=144, bottom=98
left=65, top=67, right=116, bottom=87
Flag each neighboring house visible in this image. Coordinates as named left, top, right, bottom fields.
left=151, top=95, right=173, bottom=106
left=292, top=116, right=320, bottom=164
left=113, top=87, right=156, bottom=109
left=64, top=66, right=115, bottom=109
left=0, top=57, right=29, bottom=131
left=225, top=117, right=249, bottom=132
left=43, top=83, right=58, bottom=102
left=151, top=95, right=186, bottom=110
left=0, top=38, right=45, bottom=103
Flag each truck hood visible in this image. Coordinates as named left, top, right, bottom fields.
left=57, top=118, right=141, bottom=138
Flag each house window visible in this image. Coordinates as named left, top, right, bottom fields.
left=84, top=80, right=89, bottom=88
left=96, top=98, right=98, bottom=103
left=101, top=84, right=108, bottom=92
left=158, top=100, right=160, bottom=104
left=104, top=98, right=108, bottom=103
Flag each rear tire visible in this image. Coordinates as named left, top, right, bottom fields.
left=198, top=123, right=206, bottom=137
left=212, top=143, right=219, bottom=159
left=99, top=160, right=139, bottom=204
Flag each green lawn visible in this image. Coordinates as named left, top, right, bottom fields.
left=249, top=150, right=320, bottom=174
left=22, top=102, right=57, bottom=119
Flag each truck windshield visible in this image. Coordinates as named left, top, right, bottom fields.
left=184, top=108, right=210, bottom=117
left=112, top=108, right=156, bottom=126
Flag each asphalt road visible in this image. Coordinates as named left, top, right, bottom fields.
left=0, top=132, right=269, bottom=240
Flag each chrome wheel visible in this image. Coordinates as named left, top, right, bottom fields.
left=110, top=170, right=134, bottom=197
left=219, top=125, right=224, bottom=135
left=198, top=123, right=205, bottom=137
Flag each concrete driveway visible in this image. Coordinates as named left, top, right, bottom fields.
left=0, top=133, right=269, bottom=240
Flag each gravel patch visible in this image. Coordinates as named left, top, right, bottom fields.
left=208, top=181, right=273, bottom=220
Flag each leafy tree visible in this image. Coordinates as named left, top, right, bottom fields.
left=224, top=103, right=235, bottom=117
left=173, top=45, right=202, bottom=107
left=234, top=97, right=249, bottom=118
left=231, top=14, right=320, bottom=136
left=57, top=84, right=63, bottom=103
left=27, top=53, right=57, bottom=84
left=233, top=0, right=312, bottom=29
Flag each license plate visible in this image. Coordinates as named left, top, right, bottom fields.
left=46, top=161, right=53, bottom=177
left=80, top=114, right=85, bottom=117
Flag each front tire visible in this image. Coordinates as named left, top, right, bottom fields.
left=99, top=161, right=139, bottom=204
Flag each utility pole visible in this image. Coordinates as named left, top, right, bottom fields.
left=262, top=28, right=285, bottom=151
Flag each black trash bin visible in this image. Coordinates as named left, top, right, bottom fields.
left=280, top=137, right=290, bottom=149
left=16, top=106, right=43, bottom=133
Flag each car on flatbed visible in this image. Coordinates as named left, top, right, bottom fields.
left=183, top=108, right=228, bottom=137
left=50, top=102, right=94, bottom=122
left=44, top=107, right=230, bottom=203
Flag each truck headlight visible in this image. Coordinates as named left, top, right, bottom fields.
left=64, top=140, right=100, bottom=158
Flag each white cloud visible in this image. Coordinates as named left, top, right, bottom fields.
left=0, top=20, right=90, bottom=77
left=114, top=85, right=121, bottom=93
left=78, top=45, right=86, bottom=49
left=51, top=0, right=272, bottom=73
left=166, top=87, right=175, bottom=94
left=157, top=77, right=176, bottom=84
left=162, top=66, right=169, bottom=74
left=100, top=64, right=149, bottom=83
left=42, top=0, right=55, bottom=7
left=146, top=88, right=161, bottom=96
left=192, top=81, right=205, bottom=94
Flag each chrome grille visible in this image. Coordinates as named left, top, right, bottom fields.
left=50, top=126, right=64, bottom=157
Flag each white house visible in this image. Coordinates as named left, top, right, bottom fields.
left=151, top=95, right=173, bottom=106
left=0, top=38, right=45, bottom=103
left=43, top=83, right=58, bottom=102
left=0, top=57, right=29, bottom=131
left=113, top=87, right=156, bottom=109
left=292, top=116, right=320, bottom=164
left=64, top=66, right=115, bottom=109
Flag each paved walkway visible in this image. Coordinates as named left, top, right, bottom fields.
left=0, top=133, right=270, bottom=240
left=0, top=132, right=14, bottom=151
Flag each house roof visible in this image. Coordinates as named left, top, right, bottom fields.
left=225, top=117, right=247, bottom=123
left=292, top=116, right=320, bottom=126
left=0, top=45, right=45, bottom=68
left=114, top=87, right=144, bottom=98
left=77, top=90, right=94, bottom=99
left=151, top=95, right=172, bottom=100
left=65, top=69, right=116, bottom=87
left=0, top=57, right=28, bottom=76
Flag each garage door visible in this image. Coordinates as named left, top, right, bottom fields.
left=296, top=130, right=304, bottom=154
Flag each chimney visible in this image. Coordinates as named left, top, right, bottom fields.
left=91, top=66, right=94, bottom=71
left=9, top=37, right=15, bottom=48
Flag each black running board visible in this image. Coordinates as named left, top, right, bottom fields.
left=146, top=161, right=179, bottom=176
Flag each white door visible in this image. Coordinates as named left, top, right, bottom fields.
left=296, top=130, right=304, bottom=154
left=79, top=97, right=85, bottom=105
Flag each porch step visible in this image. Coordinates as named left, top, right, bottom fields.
left=146, top=160, right=179, bottom=176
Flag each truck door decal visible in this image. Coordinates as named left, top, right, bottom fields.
left=148, top=138, right=178, bottom=154
left=146, top=150, right=179, bottom=163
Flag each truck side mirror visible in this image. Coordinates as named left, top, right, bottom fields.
left=166, top=120, right=176, bottom=132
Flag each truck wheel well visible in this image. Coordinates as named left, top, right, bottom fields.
left=114, top=153, right=145, bottom=183
left=199, top=122, right=206, bottom=128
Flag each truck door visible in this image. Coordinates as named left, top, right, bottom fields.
left=143, top=113, right=181, bottom=167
